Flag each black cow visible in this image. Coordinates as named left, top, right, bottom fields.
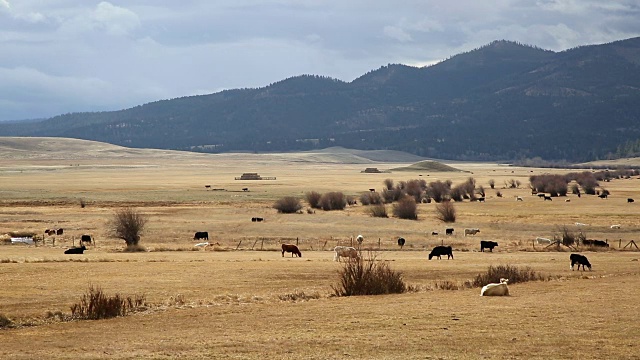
left=583, top=239, right=609, bottom=247
left=480, top=240, right=498, bottom=252
left=628, top=198, right=635, bottom=203
left=431, top=231, right=439, bottom=236
left=81, top=234, right=92, bottom=244
left=445, top=228, right=454, bottom=236
left=570, top=253, right=591, bottom=271
left=537, top=193, right=546, bottom=198
left=544, top=196, right=552, bottom=201
left=64, top=245, right=86, bottom=254
left=397, top=237, right=406, bottom=249
left=193, top=231, right=208, bottom=240
left=598, top=194, right=608, bottom=199
left=477, top=197, right=485, bottom=202
left=56, top=228, right=64, bottom=235
left=428, top=246, right=453, bottom=260
left=251, top=217, right=264, bottom=222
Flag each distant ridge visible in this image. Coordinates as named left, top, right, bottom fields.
left=1, top=37, right=640, bottom=162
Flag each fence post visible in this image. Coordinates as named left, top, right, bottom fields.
left=235, top=240, right=242, bottom=250
left=296, top=237, right=299, bottom=246
left=251, top=238, right=259, bottom=250
left=378, top=238, right=381, bottom=249
left=261, top=238, right=264, bottom=250
left=322, top=240, right=327, bottom=251
left=619, top=239, right=622, bottom=248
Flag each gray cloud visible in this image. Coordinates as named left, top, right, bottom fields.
left=1, top=0, right=639, bottom=121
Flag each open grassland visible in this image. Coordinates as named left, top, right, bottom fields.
left=1, top=138, right=640, bottom=359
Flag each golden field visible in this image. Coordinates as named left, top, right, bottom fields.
left=1, top=137, right=639, bottom=359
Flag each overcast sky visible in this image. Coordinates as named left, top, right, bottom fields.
left=1, top=1, right=639, bottom=121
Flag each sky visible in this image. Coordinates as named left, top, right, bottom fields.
left=1, top=1, right=639, bottom=121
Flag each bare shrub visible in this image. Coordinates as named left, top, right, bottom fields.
left=278, top=290, right=321, bottom=302
left=558, top=226, right=585, bottom=247
left=70, top=285, right=146, bottom=320
left=435, top=280, right=460, bottom=290
left=570, top=183, right=581, bottom=195
left=319, top=192, right=347, bottom=211
left=305, top=191, right=322, bottom=209
left=450, top=185, right=465, bottom=202
left=496, top=191, right=503, bottom=198
left=79, top=198, right=86, bottom=208
left=383, top=178, right=394, bottom=190
left=476, top=185, right=486, bottom=197
left=381, top=187, right=403, bottom=203
left=368, top=204, right=388, bottom=218
left=427, top=180, right=450, bottom=203
left=392, top=196, right=418, bottom=220
left=435, top=201, right=456, bottom=223
left=0, top=313, right=12, bottom=328
left=360, top=191, right=383, bottom=206
left=331, top=252, right=407, bottom=296
left=273, top=196, right=302, bottom=213
left=108, top=207, right=147, bottom=248
left=406, top=179, right=427, bottom=203
left=472, top=265, right=546, bottom=287
left=488, top=179, right=495, bottom=189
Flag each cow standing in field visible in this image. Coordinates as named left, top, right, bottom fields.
left=397, top=237, right=406, bottom=249
left=333, top=246, right=359, bottom=261
left=193, top=231, right=208, bottom=241
left=281, top=244, right=302, bottom=257
left=570, top=254, right=591, bottom=271
left=464, top=228, right=480, bottom=237
left=428, top=246, right=453, bottom=260
left=480, top=240, right=498, bottom=252
left=81, top=234, right=92, bottom=244
left=445, top=228, right=454, bottom=236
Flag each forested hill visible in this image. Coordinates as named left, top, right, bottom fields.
left=2, top=37, right=640, bottom=162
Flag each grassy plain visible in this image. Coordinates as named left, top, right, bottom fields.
left=1, top=137, right=640, bottom=359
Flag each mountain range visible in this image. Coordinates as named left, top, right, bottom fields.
left=2, top=37, right=640, bottom=162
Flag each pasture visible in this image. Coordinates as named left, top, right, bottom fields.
left=1, top=138, right=640, bottom=359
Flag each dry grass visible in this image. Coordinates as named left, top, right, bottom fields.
left=1, top=138, right=640, bottom=359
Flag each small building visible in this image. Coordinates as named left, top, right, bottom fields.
left=235, top=173, right=276, bottom=180
left=362, top=167, right=382, bottom=173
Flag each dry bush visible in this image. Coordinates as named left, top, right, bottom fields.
left=383, top=178, right=394, bottom=190
left=476, top=185, right=486, bottom=197
left=450, top=185, right=465, bottom=202
left=368, top=204, right=388, bottom=218
left=108, top=207, right=147, bottom=248
left=472, top=264, right=546, bottom=287
left=360, top=191, right=383, bottom=205
left=406, top=179, right=427, bottom=203
left=0, top=313, right=12, bottom=328
left=435, top=201, right=456, bottom=223
left=305, top=191, right=322, bottom=209
left=427, top=180, right=450, bottom=203
left=319, top=191, right=347, bottom=211
left=273, top=196, right=302, bottom=213
left=558, top=226, right=585, bottom=247
left=381, top=187, right=403, bottom=203
left=70, top=285, right=146, bottom=320
left=332, top=252, right=407, bottom=296
left=496, top=191, right=503, bottom=198
left=392, top=196, right=417, bottom=220
left=488, top=179, right=495, bottom=189
left=79, top=198, right=86, bottom=208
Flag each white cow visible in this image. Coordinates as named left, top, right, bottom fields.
left=610, top=224, right=621, bottom=229
left=575, top=222, right=589, bottom=227
left=333, top=246, right=359, bottom=262
left=194, top=242, right=209, bottom=247
left=356, top=234, right=364, bottom=245
left=516, top=196, right=523, bottom=201
left=464, top=228, right=480, bottom=237
left=535, top=237, right=552, bottom=245
left=480, top=278, right=510, bottom=296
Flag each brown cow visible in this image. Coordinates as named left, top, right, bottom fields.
left=281, top=244, right=302, bottom=257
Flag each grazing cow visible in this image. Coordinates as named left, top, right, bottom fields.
left=428, top=246, right=453, bottom=260
left=46, top=229, right=56, bottom=236
left=397, top=237, right=406, bottom=249
left=598, top=194, right=608, bottom=199
left=445, top=228, right=454, bottom=236
left=477, top=197, right=485, bottom=202
left=64, top=245, right=87, bottom=254
left=628, top=198, right=635, bottom=203
left=565, top=199, right=570, bottom=202
left=333, top=246, right=359, bottom=261
left=480, top=278, right=510, bottom=296
left=251, top=217, right=264, bottom=222
left=193, top=231, right=208, bottom=241
left=356, top=234, right=364, bottom=245
left=575, top=222, right=588, bottom=227
left=464, top=228, right=480, bottom=237
left=205, top=185, right=211, bottom=189
left=593, top=240, right=609, bottom=247
left=536, top=237, right=552, bottom=245
left=610, top=224, right=621, bottom=229
left=242, top=188, right=249, bottom=192
left=431, top=231, right=439, bottom=236
left=516, top=196, right=523, bottom=201
left=480, top=240, right=498, bottom=252
left=570, top=254, right=591, bottom=271
left=281, top=244, right=302, bottom=257
left=544, top=196, right=552, bottom=201
left=56, top=228, right=63, bottom=235
left=369, top=188, right=376, bottom=192
left=81, top=234, right=92, bottom=244
left=537, top=193, right=546, bottom=198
